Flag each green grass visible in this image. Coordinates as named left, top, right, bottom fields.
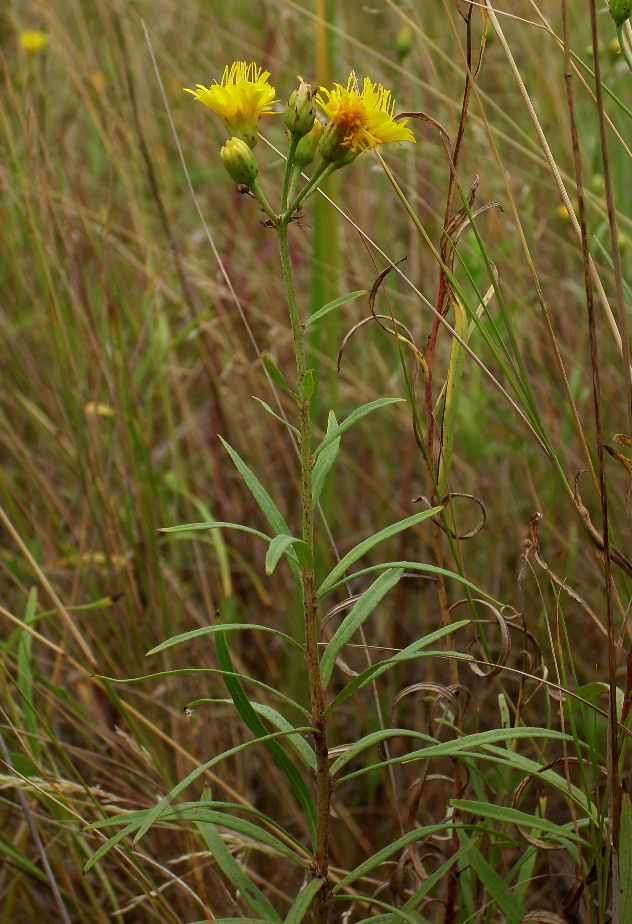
left=1, top=1, right=631, bottom=921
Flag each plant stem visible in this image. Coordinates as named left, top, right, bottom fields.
left=277, top=220, right=331, bottom=922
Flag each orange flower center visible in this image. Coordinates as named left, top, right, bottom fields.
left=332, top=100, right=369, bottom=148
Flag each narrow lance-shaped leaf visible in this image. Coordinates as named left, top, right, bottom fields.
left=312, top=410, right=340, bottom=508
left=313, top=397, right=404, bottom=458
left=305, top=289, right=367, bottom=327
left=457, top=831, right=525, bottom=924
left=266, top=534, right=313, bottom=575
left=261, top=352, right=298, bottom=399
left=317, top=509, right=441, bottom=599
left=127, top=729, right=314, bottom=852
left=214, top=623, right=318, bottom=846
left=219, top=436, right=290, bottom=537
left=196, top=790, right=283, bottom=923
left=219, top=437, right=302, bottom=588
left=324, top=619, right=471, bottom=714
left=145, top=622, right=306, bottom=657
left=320, top=568, right=404, bottom=686
left=252, top=396, right=299, bottom=436
left=283, top=878, right=325, bottom=924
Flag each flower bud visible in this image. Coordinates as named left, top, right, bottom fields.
left=294, top=118, right=323, bottom=167
left=284, top=80, right=317, bottom=138
left=220, top=137, right=259, bottom=186
left=395, top=24, right=412, bottom=61
left=317, top=120, right=361, bottom=167
left=609, top=0, right=632, bottom=25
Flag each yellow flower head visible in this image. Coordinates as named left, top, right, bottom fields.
left=185, top=62, right=277, bottom=149
left=316, top=74, right=415, bottom=162
left=19, top=30, right=49, bottom=55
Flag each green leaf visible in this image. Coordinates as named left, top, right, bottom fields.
left=252, top=397, right=299, bottom=436
left=195, top=796, right=283, bottom=922
left=336, top=727, right=573, bottom=785
left=330, top=727, right=436, bottom=777
left=172, top=805, right=306, bottom=866
left=160, top=520, right=270, bottom=541
left=146, top=622, right=306, bottom=657
left=214, top=625, right=318, bottom=846
left=84, top=820, right=140, bottom=872
left=218, top=437, right=302, bottom=589
left=320, top=568, right=404, bottom=687
left=332, top=823, right=452, bottom=892
left=188, top=701, right=317, bottom=772
left=284, top=878, right=325, bottom=924
left=320, top=561, right=488, bottom=603
left=451, top=800, right=587, bottom=846
left=313, top=398, right=404, bottom=458
left=481, top=745, right=597, bottom=821
left=17, top=588, right=40, bottom=759
left=305, top=289, right=367, bottom=327
left=266, top=534, right=313, bottom=575
left=261, top=352, right=298, bottom=399
left=320, top=561, right=494, bottom=600
left=324, top=620, right=471, bottom=714
left=219, top=437, right=291, bottom=538
left=128, top=729, right=315, bottom=851
left=95, top=668, right=309, bottom=716
left=457, top=831, right=525, bottom=924
left=312, top=411, right=340, bottom=508
left=317, top=509, right=441, bottom=599
left=301, top=369, right=314, bottom=399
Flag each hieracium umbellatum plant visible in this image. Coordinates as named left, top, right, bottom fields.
left=84, top=61, right=578, bottom=923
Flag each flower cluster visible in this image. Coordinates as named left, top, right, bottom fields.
left=184, top=61, right=415, bottom=188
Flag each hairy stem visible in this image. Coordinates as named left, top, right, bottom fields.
left=277, top=221, right=331, bottom=922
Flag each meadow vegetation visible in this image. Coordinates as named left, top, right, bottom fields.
left=1, top=0, right=632, bottom=921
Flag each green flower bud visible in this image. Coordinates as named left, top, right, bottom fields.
left=609, top=0, right=632, bottom=26
left=294, top=118, right=323, bottom=167
left=284, top=81, right=317, bottom=138
left=317, top=119, right=359, bottom=167
left=220, top=137, right=259, bottom=186
left=395, top=24, right=412, bottom=60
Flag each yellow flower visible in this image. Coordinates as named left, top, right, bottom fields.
left=316, top=74, right=415, bottom=163
left=184, top=62, right=277, bottom=149
left=19, top=30, right=49, bottom=55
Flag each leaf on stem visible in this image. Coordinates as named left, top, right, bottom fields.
left=320, top=568, right=404, bottom=686
left=317, top=509, right=441, bottom=599
left=214, top=623, right=318, bottom=845
left=305, top=289, right=368, bottom=327
left=313, top=397, right=404, bottom=458
left=261, top=352, right=298, bottom=399
left=266, top=534, right=313, bottom=574
left=312, top=411, right=340, bottom=507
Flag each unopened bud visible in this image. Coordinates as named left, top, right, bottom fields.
left=285, top=81, right=317, bottom=138
left=220, top=138, right=259, bottom=186
left=317, top=120, right=359, bottom=167
left=609, top=0, right=632, bottom=26
left=395, top=24, right=412, bottom=60
left=294, top=118, right=323, bottom=167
